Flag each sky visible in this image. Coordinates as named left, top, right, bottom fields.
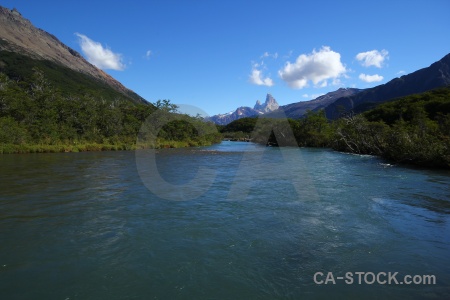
left=2, top=0, right=450, bottom=116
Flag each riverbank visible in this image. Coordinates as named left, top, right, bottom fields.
left=0, top=139, right=219, bottom=154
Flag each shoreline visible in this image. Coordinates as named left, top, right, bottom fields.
left=1, top=141, right=448, bottom=170
left=0, top=140, right=218, bottom=154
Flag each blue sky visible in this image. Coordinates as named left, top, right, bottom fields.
left=2, top=0, right=450, bottom=116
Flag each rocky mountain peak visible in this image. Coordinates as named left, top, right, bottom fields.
left=253, top=99, right=263, bottom=111
left=207, top=93, right=280, bottom=125
left=253, top=93, right=279, bottom=112
left=0, top=5, right=146, bottom=103
left=11, top=8, right=20, bottom=15
left=0, top=7, right=31, bottom=27
left=264, top=93, right=279, bottom=111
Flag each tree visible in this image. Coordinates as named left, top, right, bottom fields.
left=154, top=99, right=179, bottom=113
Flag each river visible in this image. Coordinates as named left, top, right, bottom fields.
left=1, top=141, right=449, bottom=299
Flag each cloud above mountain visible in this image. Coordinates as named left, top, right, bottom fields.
left=359, top=73, right=384, bottom=82
left=249, top=63, right=274, bottom=87
left=278, top=46, right=346, bottom=89
left=75, top=33, right=125, bottom=71
left=356, top=49, right=388, bottom=68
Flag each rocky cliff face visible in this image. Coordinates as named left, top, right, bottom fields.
left=208, top=94, right=280, bottom=125
left=0, top=6, right=146, bottom=103
left=254, top=94, right=279, bottom=113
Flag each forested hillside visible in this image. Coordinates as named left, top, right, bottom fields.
left=0, top=69, right=221, bottom=153
left=221, top=87, right=450, bottom=168
left=0, top=48, right=145, bottom=104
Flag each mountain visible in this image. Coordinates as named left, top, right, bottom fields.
left=254, top=94, right=279, bottom=112
left=267, top=88, right=362, bottom=118
left=252, top=53, right=450, bottom=120
left=0, top=6, right=224, bottom=152
left=0, top=6, right=146, bottom=104
left=208, top=93, right=279, bottom=125
left=210, top=88, right=362, bottom=124
left=324, top=53, right=450, bottom=119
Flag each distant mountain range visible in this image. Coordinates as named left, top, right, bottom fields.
left=0, top=6, right=146, bottom=104
left=209, top=53, right=450, bottom=124
left=323, top=53, right=450, bottom=119
left=268, top=88, right=362, bottom=119
left=207, top=94, right=279, bottom=125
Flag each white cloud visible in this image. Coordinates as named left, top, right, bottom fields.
left=359, top=73, right=384, bottom=82
left=75, top=33, right=125, bottom=70
left=249, top=52, right=278, bottom=86
left=278, top=46, right=346, bottom=89
left=318, top=81, right=327, bottom=88
left=249, top=65, right=274, bottom=87
left=261, top=52, right=279, bottom=59
left=356, top=49, right=388, bottom=68
left=397, top=70, right=406, bottom=76
left=145, top=50, right=152, bottom=59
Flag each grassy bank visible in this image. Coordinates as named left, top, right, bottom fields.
left=0, top=142, right=133, bottom=154
left=0, top=138, right=220, bottom=154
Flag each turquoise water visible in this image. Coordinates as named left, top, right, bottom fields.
left=1, top=141, right=449, bottom=299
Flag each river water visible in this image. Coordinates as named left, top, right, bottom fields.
left=1, top=141, right=449, bottom=299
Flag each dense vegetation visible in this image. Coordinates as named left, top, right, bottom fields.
left=0, top=69, right=221, bottom=153
left=219, top=117, right=258, bottom=140
left=221, top=87, right=450, bottom=168
left=1, top=47, right=448, bottom=169
left=0, top=49, right=144, bottom=103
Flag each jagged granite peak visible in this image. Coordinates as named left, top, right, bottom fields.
left=207, top=94, right=280, bottom=125
left=207, top=106, right=259, bottom=125
left=254, top=100, right=263, bottom=110
left=0, top=6, right=146, bottom=103
left=253, top=93, right=279, bottom=112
